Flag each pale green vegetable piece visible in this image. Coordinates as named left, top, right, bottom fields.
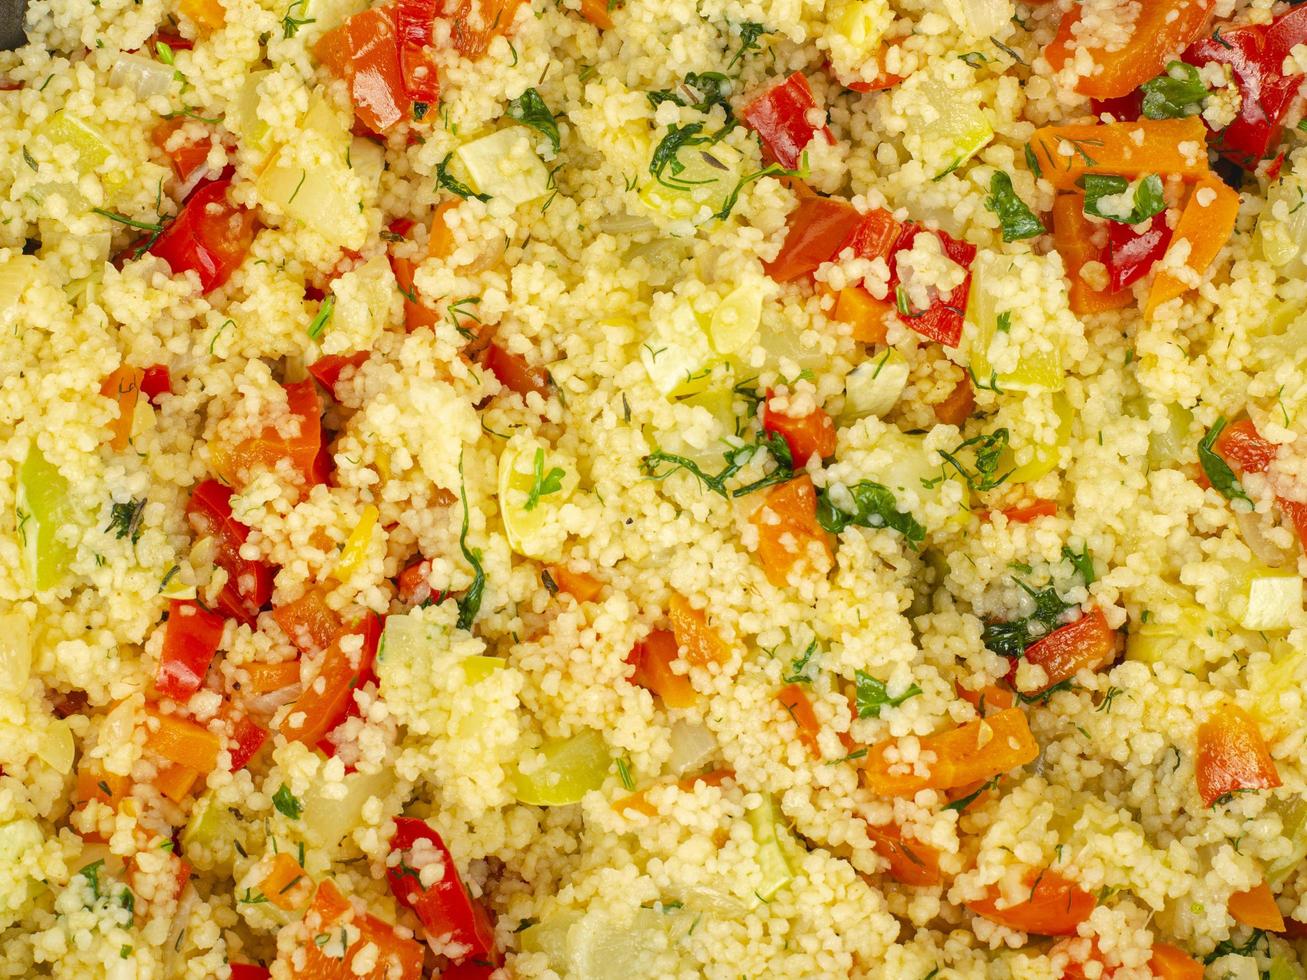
left=746, top=795, right=796, bottom=900
left=639, top=135, right=745, bottom=227
left=1000, top=393, right=1073, bottom=485
left=1233, top=565, right=1302, bottom=631
left=33, top=110, right=126, bottom=199
left=708, top=283, right=763, bottom=355
left=902, top=63, right=993, bottom=179
left=1267, top=797, right=1307, bottom=884
left=964, top=258, right=1065, bottom=394
left=514, top=729, right=611, bottom=806
left=461, top=655, right=506, bottom=684
left=842, top=350, right=909, bottom=421
left=16, top=442, right=78, bottom=592
left=454, top=128, right=550, bottom=205
left=497, top=433, right=579, bottom=558
left=640, top=302, right=719, bottom=398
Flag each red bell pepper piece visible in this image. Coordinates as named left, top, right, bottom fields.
left=967, top=869, right=1096, bottom=936
left=151, top=119, right=215, bottom=185
left=1021, top=608, right=1117, bottom=694
left=1105, top=212, right=1172, bottom=292
left=277, top=613, right=381, bottom=748
left=148, top=180, right=256, bottom=294
left=761, top=393, right=836, bottom=467
left=155, top=599, right=226, bottom=700
left=886, top=225, right=976, bottom=348
left=1196, top=703, right=1281, bottom=806
left=1214, top=417, right=1276, bottom=474
left=764, top=197, right=902, bottom=283
left=140, top=364, right=172, bottom=405
left=224, top=710, right=267, bottom=770
left=227, top=966, right=270, bottom=980
left=397, top=558, right=433, bottom=605
left=314, top=6, right=428, bottom=135
left=186, top=480, right=275, bottom=625
left=385, top=817, right=498, bottom=962
left=308, top=352, right=371, bottom=399
left=483, top=342, right=549, bottom=398
left=316, top=613, right=382, bottom=756
left=741, top=72, right=834, bottom=171
left=393, top=0, right=440, bottom=103
left=211, top=379, right=325, bottom=491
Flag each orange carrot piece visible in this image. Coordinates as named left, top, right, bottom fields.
left=748, top=476, right=834, bottom=588
left=865, top=823, right=943, bottom=887
left=546, top=564, right=604, bottom=602
left=777, top=683, right=822, bottom=758
left=615, top=768, right=733, bottom=816
left=626, top=629, right=699, bottom=708
left=862, top=707, right=1038, bottom=797
left=1228, top=881, right=1285, bottom=932
left=1029, top=118, right=1210, bottom=191
left=1149, top=942, right=1206, bottom=979
left=76, top=766, right=131, bottom=808
left=934, top=377, right=975, bottom=427
left=242, top=660, right=302, bottom=694
left=668, top=593, right=731, bottom=668
left=143, top=706, right=221, bottom=773
left=100, top=366, right=144, bottom=452
left=427, top=199, right=458, bottom=260
left=287, top=879, right=423, bottom=980
left=154, top=762, right=201, bottom=803
left=578, top=0, right=613, bottom=29
left=955, top=683, right=1015, bottom=715
left=1145, top=175, right=1241, bottom=319
left=1051, top=195, right=1132, bottom=315
left=967, top=869, right=1096, bottom=936
left=272, top=587, right=342, bottom=656
left=260, top=852, right=313, bottom=911
left=831, top=286, right=892, bottom=344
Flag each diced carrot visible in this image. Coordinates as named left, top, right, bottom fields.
left=180, top=0, right=225, bottom=32
left=390, top=253, right=440, bottom=334
left=1021, top=608, right=1117, bottom=694
left=862, top=707, right=1038, bottom=797
left=1145, top=176, right=1241, bottom=319
left=967, top=869, right=1095, bottom=936
left=840, top=42, right=906, bottom=93
left=577, top=0, right=613, bottom=29
left=864, top=822, right=943, bottom=887
left=154, top=762, right=201, bottom=803
left=1228, top=881, right=1285, bottom=932
left=625, top=629, right=699, bottom=708
left=777, top=683, right=822, bottom=758
left=287, top=879, right=423, bottom=980
left=242, top=660, right=302, bottom=694
left=272, top=587, right=342, bottom=656
left=76, top=766, right=131, bottom=808
left=1044, top=1, right=1213, bottom=100
left=1051, top=195, right=1132, bottom=315
left=427, top=200, right=458, bottom=260
left=956, top=683, right=1015, bottom=715
left=483, top=342, right=549, bottom=398
left=1149, top=942, right=1205, bottom=979
left=1196, top=703, right=1281, bottom=807
left=762, top=395, right=837, bottom=467
left=260, top=852, right=313, bottom=911
left=667, top=593, right=731, bottom=667
left=143, top=706, right=221, bottom=773
left=1028, top=118, right=1211, bottom=192
left=445, top=0, right=523, bottom=60
left=830, top=286, right=892, bottom=343
left=100, top=366, right=144, bottom=453
left=748, top=475, right=834, bottom=588
left=934, top=377, right=975, bottom=427
left=546, top=564, right=604, bottom=602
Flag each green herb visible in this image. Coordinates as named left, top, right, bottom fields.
left=1097, top=686, right=1123, bottom=712
left=98, top=779, right=112, bottom=795
left=120, top=887, right=136, bottom=923
left=728, top=21, right=767, bottom=69
left=854, top=670, right=922, bottom=718
left=815, top=481, right=925, bottom=546
left=272, top=784, right=303, bottom=819
left=22, top=146, right=37, bottom=172
left=784, top=640, right=820, bottom=684
left=996, top=311, right=1011, bottom=333
left=616, top=757, right=635, bottom=790
left=524, top=447, right=566, bottom=511
left=455, top=454, right=485, bottom=631
left=120, top=946, right=132, bottom=959
left=1024, top=142, right=1042, bottom=180
left=959, top=52, right=988, bottom=68
left=641, top=433, right=793, bottom=499
left=827, top=747, right=869, bottom=764
left=436, top=153, right=490, bottom=202
left=287, top=170, right=307, bottom=205
left=541, top=569, right=559, bottom=595
left=716, top=158, right=800, bottom=220
left=1078, top=173, right=1166, bottom=225
left=1204, top=929, right=1269, bottom=964
left=649, top=122, right=715, bottom=190
left=647, top=71, right=733, bottom=120
left=80, top=859, right=106, bottom=900
left=158, top=564, right=181, bottom=593
left=507, top=88, right=561, bottom=155
left=447, top=296, right=481, bottom=338
left=1198, top=416, right=1252, bottom=505
left=91, top=208, right=165, bottom=233
left=155, top=40, right=175, bottom=65
left=985, top=172, right=1045, bottom=242
left=933, top=429, right=1014, bottom=493
left=106, top=498, right=146, bottom=543
left=1061, top=544, right=1095, bottom=584
left=239, top=888, right=268, bottom=905
left=307, top=294, right=335, bottom=341
left=1017, top=677, right=1075, bottom=704
left=990, top=36, right=1026, bottom=65
left=412, top=101, right=429, bottom=121
left=160, top=106, right=223, bottom=124
left=942, top=775, right=1000, bottom=812
left=281, top=0, right=315, bottom=37
left=981, top=581, right=1076, bottom=657
left=1140, top=61, right=1209, bottom=120
left=513, top=918, right=538, bottom=933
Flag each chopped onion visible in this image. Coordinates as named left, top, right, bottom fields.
left=1236, top=510, right=1294, bottom=569
left=951, top=0, right=1013, bottom=39
left=108, top=53, right=175, bottom=99
left=667, top=720, right=717, bottom=775
left=0, top=614, right=31, bottom=688
left=595, top=212, right=658, bottom=235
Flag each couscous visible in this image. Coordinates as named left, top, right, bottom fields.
left=3, top=0, right=1307, bottom=976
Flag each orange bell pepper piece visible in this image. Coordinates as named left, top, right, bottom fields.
left=446, top=0, right=524, bottom=60
left=777, top=683, right=823, bottom=758
left=242, top=660, right=302, bottom=694
left=1145, top=175, right=1241, bottom=319
left=1148, top=942, right=1205, bottom=980
left=260, top=852, right=313, bottom=911
left=626, top=629, right=699, bottom=708
left=483, top=342, right=549, bottom=398
left=1051, top=194, right=1132, bottom=315
left=100, top=366, right=144, bottom=453
left=956, top=683, right=1015, bottom=715
left=154, top=762, right=202, bottom=803
left=76, top=766, right=131, bottom=808
left=829, top=286, right=892, bottom=343
left=748, top=476, right=835, bottom=588
left=143, top=706, right=221, bottom=773
left=933, top=377, right=975, bottom=427
left=1195, top=703, right=1281, bottom=807
left=1044, top=0, right=1214, bottom=100
left=546, top=564, right=604, bottom=602
left=762, top=397, right=837, bottom=467
left=1228, top=881, right=1285, bottom=932
left=578, top=0, right=613, bottom=29
left=865, top=823, right=943, bottom=887
left=1021, top=608, right=1117, bottom=695
left=967, top=869, right=1096, bottom=936
left=211, top=380, right=324, bottom=492
left=272, top=587, right=342, bottom=656
left=286, top=879, right=423, bottom=980
left=1029, top=117, right=1210, bottom=191
left=180, top=0, right=225, bottom=32
left=668, top=593, right=731, bottom=667
left=862, top=706, right=1038, bottom=797
left=615, top=768, right=733, bottom=817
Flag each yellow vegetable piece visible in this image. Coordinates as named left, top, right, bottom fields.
left=514, top=729, right=611, bottom=806
left=332, top=504, right=378, bottom=582
left=16, top=443, right=78, bottom=592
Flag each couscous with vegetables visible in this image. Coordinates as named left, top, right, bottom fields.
left=3, top=0, right=1307, bottom=976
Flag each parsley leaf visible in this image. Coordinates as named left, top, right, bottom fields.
left=272, top=784, right=303, bottom=819
left=106, top=498, right=146, bottom=543
left=649, top=122, right=715, bottom=190
left=985, top=172, right=1045, bottom=242
left=1061, top=544, right=1096, bottom=585
left=981, top=581, right=1076, bottom=657
left=1078, top=173, right=1166, bottom=225
left=1140, top=61, right=1209, bottom=120
left=281, top=0, right=315, bottom=38
left=436, top=152, right=490, bottom=202
left=79, top=859, right=106, bottom=900
left=942, top=774, right=1000, bottom=812
left=647, top=71, right=734, bottom=120
left=507, top=88, right=561, bottom=155
left=1198, top=416, right=1252, bottom=505
left=855, top=670, right=922, bottom=718
left=641, top=434, right=793, bottom=498
left=933, top=429, right=1015, bottom=493
left=815, top=481, right=925, bottom=546
left=728, top=21, right=767, bottom=69
left=455, top=453, right=485, bottom=631
left=783, top=640, right=820, bottom=684
left=524, top=447, right=566, bottom=511
left=307, top=294, right=334, bottom=340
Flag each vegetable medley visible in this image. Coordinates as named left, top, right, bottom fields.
left=4, top=0, right=1307, bottom=976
